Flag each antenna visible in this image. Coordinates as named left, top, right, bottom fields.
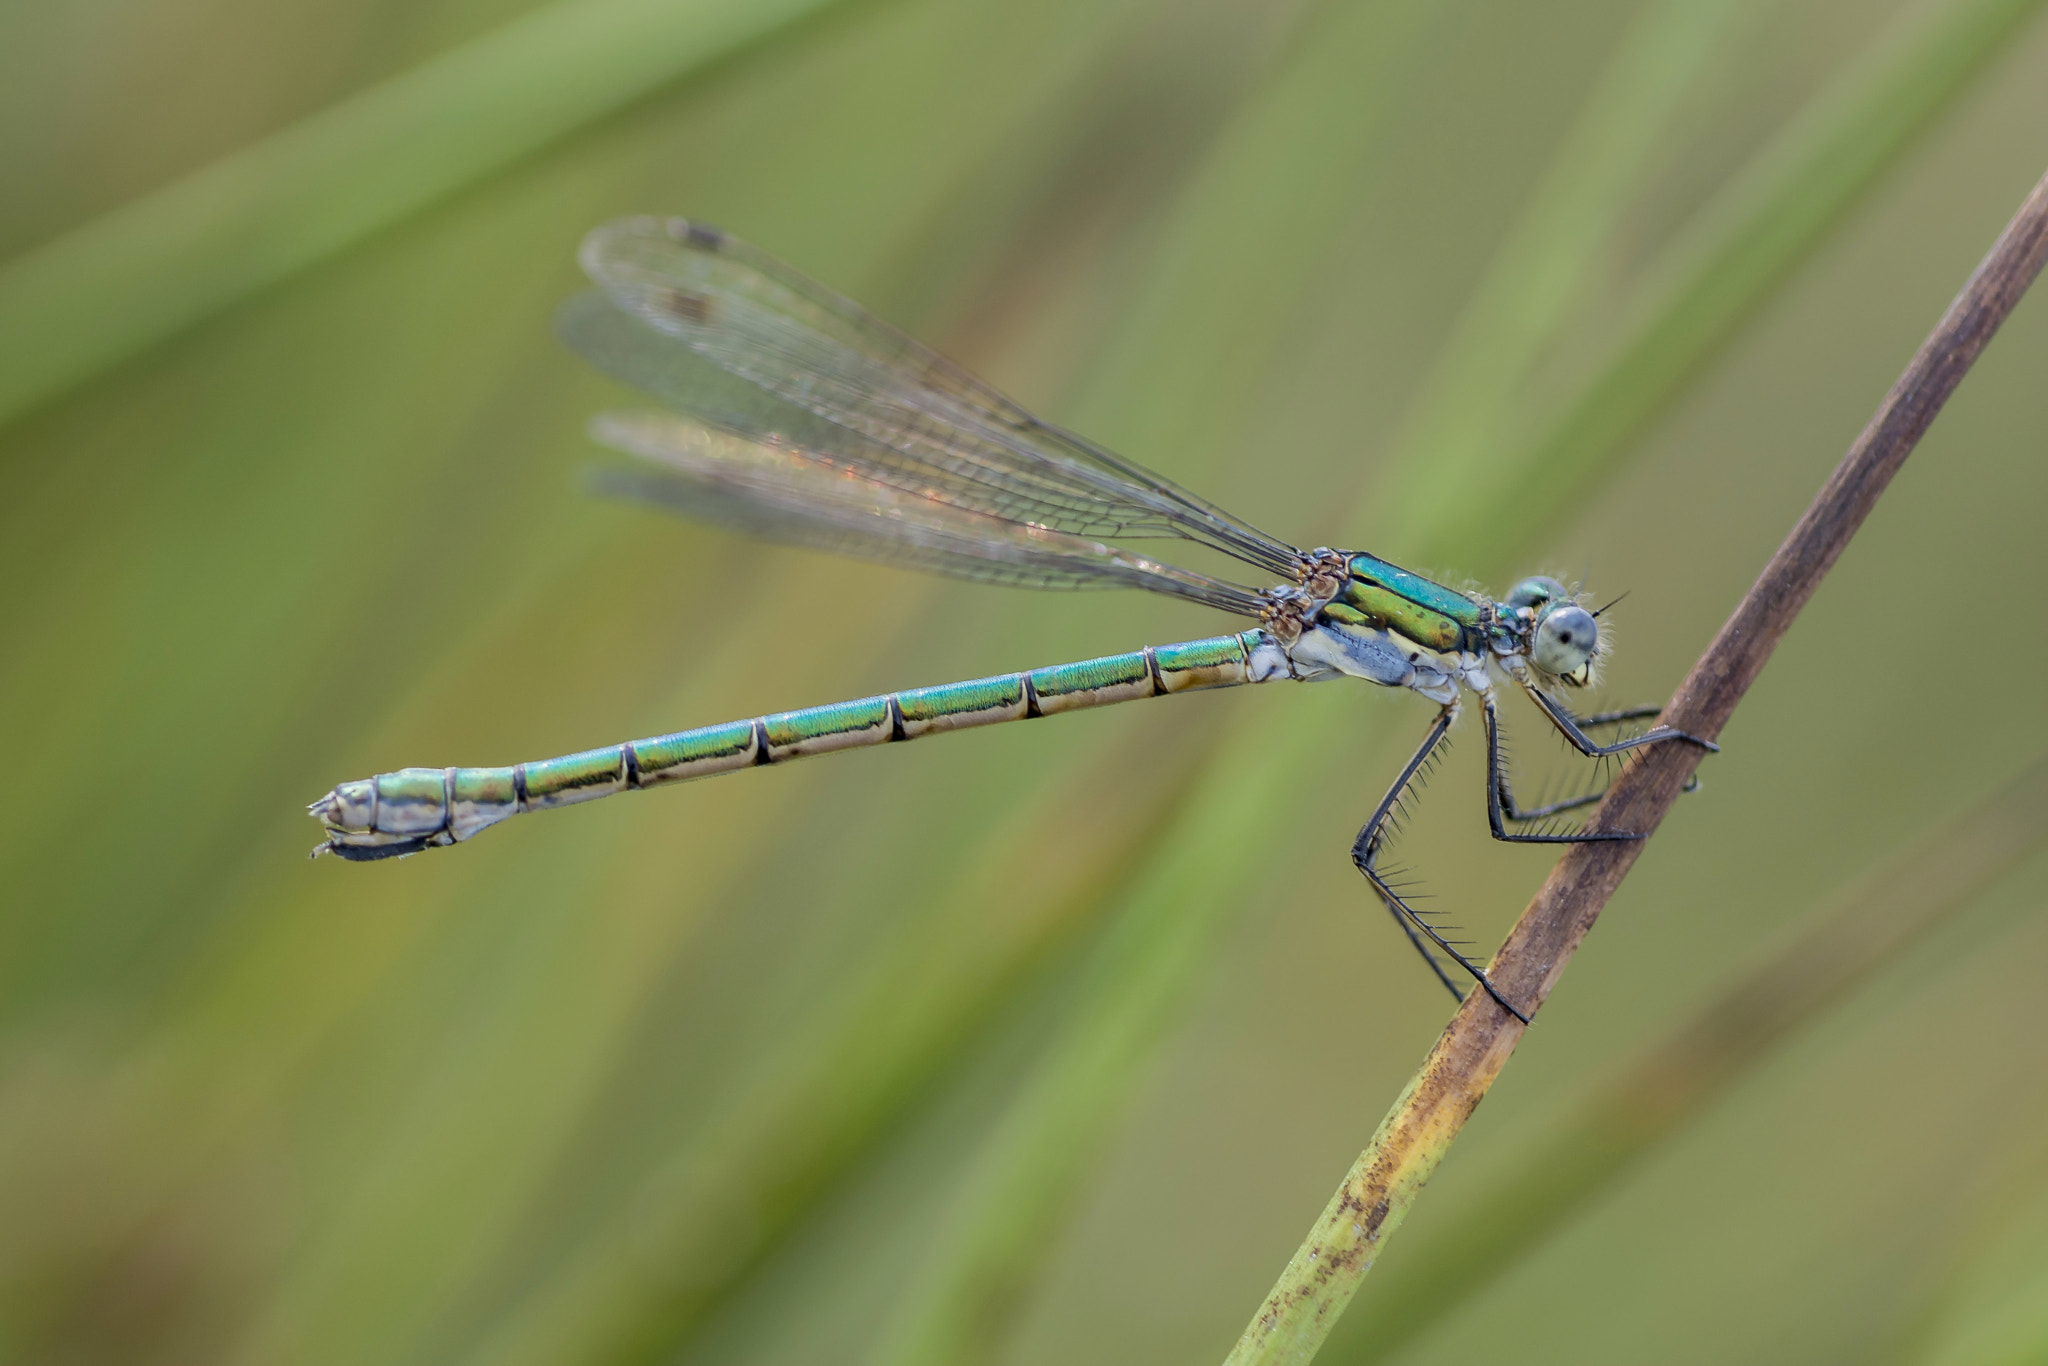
left=1591, top=591, right=1630, bottom=618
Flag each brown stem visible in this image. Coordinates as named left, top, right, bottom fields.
left=1226, top=164, right=2048, bottom=1366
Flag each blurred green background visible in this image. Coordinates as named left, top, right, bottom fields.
left=4, top=1, right=2048, bottom=1363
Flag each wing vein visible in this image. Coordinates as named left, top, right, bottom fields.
left=561, top=217, right=1303, bottom=611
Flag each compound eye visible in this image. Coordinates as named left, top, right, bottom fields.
left=1532, top=605, right=1597, bottom=682
left=1507, top=575, right=1567, bottom=610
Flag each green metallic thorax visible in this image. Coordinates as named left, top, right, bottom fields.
left=1318, top=552, right=1489, bottom=653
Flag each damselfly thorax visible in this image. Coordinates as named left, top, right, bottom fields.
left=308, top=218, right=1713, bottom=1021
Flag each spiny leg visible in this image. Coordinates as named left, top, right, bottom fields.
left=1494, top=706, right=1675, bottom=824
left=1572, top=706, right=1667, bottom=727
left=1520, top=683, right=1717, bottom=758
left=1495, top=688, right=1715, bottom=840
left=1486, top=697, right=1648, bottom=844
left=1353, top=708, right=1472, bottom=1004
left=1352, top=706, right=1530, bottom=1023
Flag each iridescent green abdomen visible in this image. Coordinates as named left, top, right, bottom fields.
left=1318, top=553, right=1486, bottom=653
left=310, top=630, right=1287, bottom=859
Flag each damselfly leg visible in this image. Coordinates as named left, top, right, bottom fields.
left=1487, top=700, right=1664, bottom=838
left=1520, top=685, right=1717, bottom=760
left=1351, top=706, right=1532, bottom=1024
left=1359, top=693, right=1715, bottom=1021
left=1495, top=689, right=1715, bottom=837
left=1491, top=704, right=1703, bottom=826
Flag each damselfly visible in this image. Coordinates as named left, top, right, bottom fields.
left=309, top=218, right=1714, bottom=1019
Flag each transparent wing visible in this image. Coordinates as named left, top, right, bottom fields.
left=587, top=411, right=1272, bottom=616
left=567, top=217, right=1303, bottom=577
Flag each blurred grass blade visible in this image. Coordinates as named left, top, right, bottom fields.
left=1322, top=751, right=2048, bottom=1366
left=859, top=3, right=1450, bottom=1360
left=868, top=1, right=2046, bottom=1360
left=1914, top=1252, right=2048, bottom=1366
left=0, top=0, right=846, bottom=430
left=436, top=749, right=1202, bottom=1366
left=1460, top=0, right=2048, bottom=564
left=870, top=1, right=1740, bottom=1359
left=866, top=714, right=1335, bottom=1366
left=1376, top=0, right=1747, bottom=542
left=1903, top=1137, right=2048, bottom=1366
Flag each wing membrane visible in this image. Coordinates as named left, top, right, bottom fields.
left=588, top=411, right=1271, bottom=615
left=569, top=217, right=1302, bottom=576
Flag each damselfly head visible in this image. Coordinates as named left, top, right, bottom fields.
left=1532, top=604, right=1598, bottom=686
left=1502, top=576, right=1600, bottom=686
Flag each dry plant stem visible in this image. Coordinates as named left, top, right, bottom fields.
left=1327, top=751, right=2048, bottom=1365
left=1226, top=164, right=2048, bottom=1366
